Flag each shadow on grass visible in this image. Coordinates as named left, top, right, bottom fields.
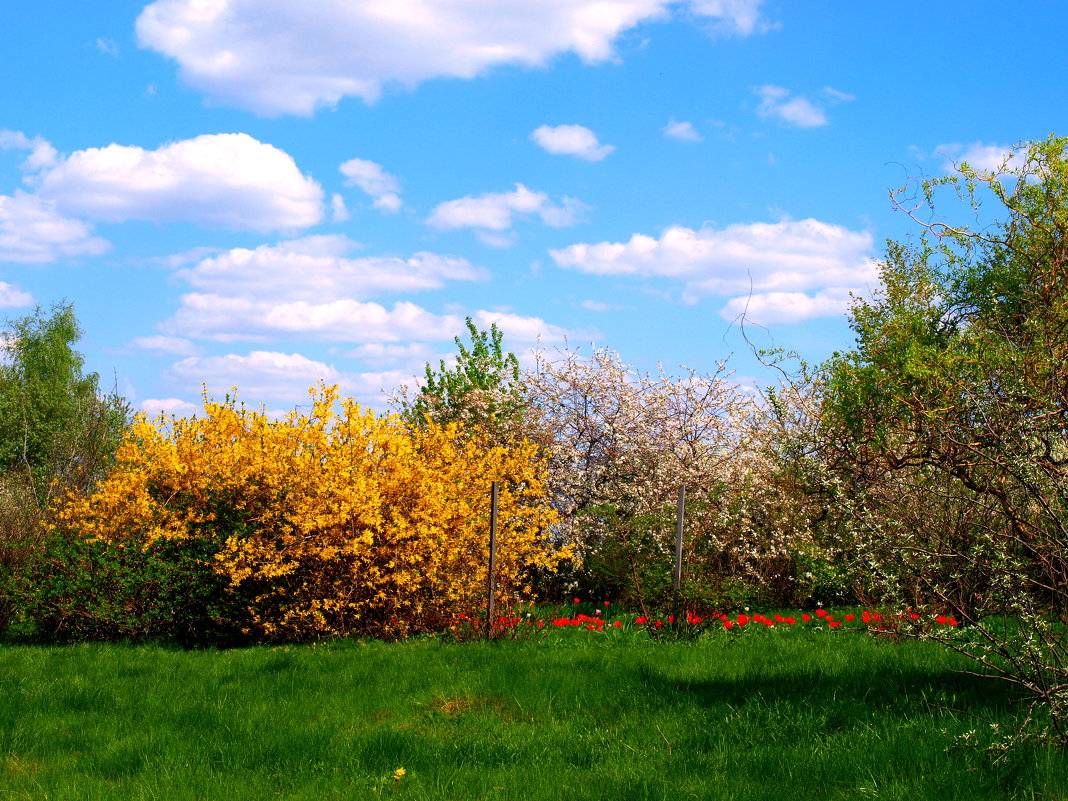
left=638, top=660, right=1021, bottom=718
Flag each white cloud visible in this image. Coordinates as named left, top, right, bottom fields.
left=154, top=246, right=224, bottom=269
left=663, top=119, right=702, bottom=142
left=347, top=342, right=435, bottom=368
left=164, top=350, right=418, bottom=410
left=133, top=335, right=203, bottom=356
left=163, top=294, right=463, bottom=343
left=153, top=234, right=578, bottom=372
left=540, top=197, right=589, bottom=227
left=427, top=183, right=587, bottom=235
left=339, top=157, right=402, bottom=212
left=96, top=38, right=120, bottom=57
left=531, top=124, right=615, bottom=161
left=754, top=85, right=827, bottom=128
left=689, top=0, right=767, bottom=36
left=936, top=141, right=1016, bottom=173
left=0, top=191, right=110, bottom=264
left=428, top=184, right=541, bottom=231
left=719, top=288, right=855, bottom=324
left=173, top=235, right=484, bottom=301
left=35, top=133, right=323, bottom=231
left=331, top=193, right=349, bottom=222
left=140, top=397, right=200, bottom=417
left=0, top=281, right=33, bottom=308
left=580, top=299, right=619, bottom=312
left=161, top=291, right=578, bottom=352
left=550, top=218, right=876, bottom=319
left=472, top=310, right=571, bottom=343
left=823, top=86, right=856, bottom=103
left=165, top=350, right=342, bottom=402
left=0, top=130, right=59, bottom=172
left=135, top=0, right=676, bottom=115
left=474, top=230, right=519, bottom=249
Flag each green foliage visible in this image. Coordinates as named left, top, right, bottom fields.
left=398, top=317, right=527, bottom=439
left=820, top=134, right=1068, bottom=741
left=565, top=489, right=838, bottom=616
left=13, top=527, right=248, bottom=646
left=0, top=301, right=128, bottom=487
left=0, top=302, right=130, bottom=635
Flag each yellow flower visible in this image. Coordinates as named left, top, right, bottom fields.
left=50, top=382, right=563, bottom=640
left=393, top=768, right=406, bottom=782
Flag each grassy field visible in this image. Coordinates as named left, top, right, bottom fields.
left=1, top=621, right=1066, bottom=801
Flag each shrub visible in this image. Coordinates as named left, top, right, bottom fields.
left=17, top=528, right=244, bottom=645
left=42, top=384, right=562, bottom=642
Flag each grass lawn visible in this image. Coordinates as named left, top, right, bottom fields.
left=1, top=620, right=1066, bottom=800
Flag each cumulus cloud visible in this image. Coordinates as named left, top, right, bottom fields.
left=132, top=335, right=203, bottom=356
left=936, top=141, right=1016, bottom=173
left=136, top=0, right=681, bottom=115
left=689, top=0, right=768, bottom=35
left=0, top=281, right=33, bottom=308
left=34, top=133, right=323, bottom=231
left=719, top=288, right=855, bottom=325
left=0, top=191, right=110, bottom=263
left=163, top=294, right=463, bottom=343
left=132, top=0, right=778, bottom=115
left=151, top=231, right=576, bottom=370
left=163, top=349, right=418, bottom=410
left=531, top=124, right=615, bottom=161
left=550, top=218, right=876, bottom=320
left=161, top=291, right=577, bottom=352
left=754, top=85, right=827, bottom=128
left=140, top=397, right=200, bottom=417
left=339, top=157, right=402, bottom=212
left=0, top=129, right=59, bottom=171
left=165, top=350, right=342, bottom=402
left=472, top=310, right=571, bottom=343
left=663, top=120, right=702, bottom=142
left=173, top=235, right=484, bottom=301
left=427, top=183, right=587, bottom=237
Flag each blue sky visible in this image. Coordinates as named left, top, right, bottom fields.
left=2, top=0, right=1066, bottom=415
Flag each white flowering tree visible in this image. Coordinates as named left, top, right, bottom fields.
left=524, top=345, right=837, bottom=609
left=394, top=326, right=847, bottom=611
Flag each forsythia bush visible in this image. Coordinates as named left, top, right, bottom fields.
left=36, top=384, right=562, bottom=642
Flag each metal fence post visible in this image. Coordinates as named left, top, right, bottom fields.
left=486, top=481, right=499, bottom=638
left=672, top=485, right=685, bottom=631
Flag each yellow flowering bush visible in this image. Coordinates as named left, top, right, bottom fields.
left=49, top=384, right=562, bottom=641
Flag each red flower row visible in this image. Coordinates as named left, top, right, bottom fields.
left=452, top=608, right=961, bottom=632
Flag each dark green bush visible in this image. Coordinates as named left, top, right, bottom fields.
left=13, top=527, right=251, bottom=647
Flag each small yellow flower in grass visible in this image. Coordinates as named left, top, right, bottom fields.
left=393, top=768, right=406, bottom=782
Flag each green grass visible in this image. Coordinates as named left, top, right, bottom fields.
left=1, top=623, right=1066, bottom=800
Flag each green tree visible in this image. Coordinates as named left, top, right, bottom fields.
left=397, top=317, right=528, bottom=441
left=0, top=302, right=128, bottom=490
left=821, top=135, right=1068, bottom=743
left=0, top=302, right=130, bottom=621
